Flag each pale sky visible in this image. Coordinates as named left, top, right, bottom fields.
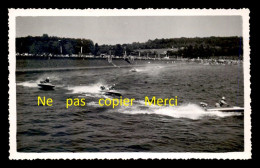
left=16, top=16, right=242, bottom=45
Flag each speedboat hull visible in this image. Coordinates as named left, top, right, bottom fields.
left=101, top=90, right=122, bottom=96
left=38, top=83, right=55, bottom=90
left=206, top=107, right=244, bottom=112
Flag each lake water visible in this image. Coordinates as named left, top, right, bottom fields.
left=16, top=60, right=244, bottom=152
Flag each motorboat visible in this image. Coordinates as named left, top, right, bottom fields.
left=38, top=81, right=55, bottom=90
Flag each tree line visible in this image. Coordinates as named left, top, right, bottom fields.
left=16, top=34, right=95, bottom=55
left=16, top=34, right=243, bottom=58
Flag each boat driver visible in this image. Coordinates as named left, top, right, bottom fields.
left=109, top=84, right=116, bottom=90
left=200, top=102, right=208, bottom=108
left=44, top=77, right=50, bottom=83
left=215, top=97, right=228, bottom=107
left=100, top=86, right=106, bottom=90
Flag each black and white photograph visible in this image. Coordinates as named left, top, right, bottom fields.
left=8, top=9, right=251, bottom=159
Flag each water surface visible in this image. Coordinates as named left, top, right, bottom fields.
left=16, top=61, right=244, bottom=152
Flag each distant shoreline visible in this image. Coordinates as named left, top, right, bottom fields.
left=16, top=64, right=146, bottom=73
left=15, top=56, right=243, bottom=73
left=16, top=55, right=242, bottom=60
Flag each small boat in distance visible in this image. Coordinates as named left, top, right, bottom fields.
left=130, top=68, right=137, bottom=72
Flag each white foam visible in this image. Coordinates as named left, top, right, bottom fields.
left=135, top=68, right=146, bottom=72
left=67, top=82, right=107, bottom=96
left=87, top=101, right=101, bottom=107
left=113, top=101, right=242, bottom=120
left=16, top=81, right=38, bottom=88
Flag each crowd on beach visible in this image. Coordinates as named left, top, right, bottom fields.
left=160, top=58, right=242, bottom=65
left=186, top=58, right=243, bottom=65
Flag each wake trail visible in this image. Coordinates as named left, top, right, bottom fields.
left=110, top=101, right=242, bottom=120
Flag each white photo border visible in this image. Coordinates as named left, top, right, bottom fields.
left=8, top=8, right=251, bottom=160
